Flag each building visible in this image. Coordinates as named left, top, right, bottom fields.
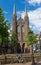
left=12, top=5, right=29, bottom=53
left=33, top=32, right=41, bottom=52
left=36, top=32, right=41, bottom=50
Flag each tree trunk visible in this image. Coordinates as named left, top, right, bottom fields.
left=1, top=37, right=3, bottom=54
left=31, top=45, right=35, bottom=65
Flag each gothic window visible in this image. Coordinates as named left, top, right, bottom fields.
left=17, top=26, right=21, bottom=32
left=22, top=34, right=26, bottom=41
left=22, top=26, right=25, bottom=33
left=18, top=35, right=21, bottom=41
left=23, top=36, right=26, bottom=41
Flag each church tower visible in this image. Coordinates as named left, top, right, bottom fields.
left=12, top=4, right=17, bottom=33
left=24, top=5, right=29, bottom=32
left=12, top=4, right=29, bottom=53
left=23, top=5, right=29, bottom=50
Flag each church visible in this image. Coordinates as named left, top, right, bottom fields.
left=12, top=5, right=29, bottom=53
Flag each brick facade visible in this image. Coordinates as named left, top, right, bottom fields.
left=12, top=5, right=29, bottom=51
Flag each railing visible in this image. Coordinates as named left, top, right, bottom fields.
left=0, top=53, right=41, bottom=64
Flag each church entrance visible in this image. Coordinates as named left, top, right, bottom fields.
left=22, top=43, right=25, bottom=53
left=16, top=43, right=21, bottom=53
left=16, top=43, right=25, bottom=53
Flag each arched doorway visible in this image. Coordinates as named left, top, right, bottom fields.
left=22, top=43, right=25, bottom=53
left=16, top=43, right=21, bottom=53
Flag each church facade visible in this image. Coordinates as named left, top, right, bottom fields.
left=12, top=5, right=29, bottom=52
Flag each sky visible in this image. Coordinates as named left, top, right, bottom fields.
left=0, top=0, right=41, bottom=34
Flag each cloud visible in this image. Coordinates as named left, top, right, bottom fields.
left=28, top=7, right=41, bottom=32
left=17, top=11, right=25, bottom=20
left=28, top=0, right=41, bottom=5
left=17, top=7, right=41, bottom=33
left=3, top=11, right=8, bottom=14
left=17, top=11, right=27, bottom=19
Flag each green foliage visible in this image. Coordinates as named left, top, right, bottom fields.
left=0, top=8, right=10, bottom=45
left=11, top=32, right=18, bottom=47
left=26, top=29, right=37, bottom=46
left=11, top=32, right=18, bottom=53
left=0, top=8, right=4, bottom=22
left=0, top=35, right=2, bottom=45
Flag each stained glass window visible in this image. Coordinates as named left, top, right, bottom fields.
left=22, top=26, right=25, bottom=32
left=17, top=26, right=21, bottom=32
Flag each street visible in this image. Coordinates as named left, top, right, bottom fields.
left=5, top=61, right=41, bottom=65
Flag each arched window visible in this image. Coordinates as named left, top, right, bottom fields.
left=22, top=34, right=26, bottom=42
left=17, top=26, right=21, bottom=32
left=22, top=26, right=25, bottom=32
left=23, top=36, right=26, bottom=41
left=18, top=35, right=21, bottom=41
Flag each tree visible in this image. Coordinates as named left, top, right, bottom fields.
left=0, top=8, right=4, bottom=45
left=0, top=8, right=4, bottom=22
left=26, top=29, right=37, bottom=65
left=0, top=8, right=5, bottom=54
left=11, top=31, right=18, bottom=53
left=3, top=20, right=10, bottom=53
left=0, top=8, right=10, bottom=54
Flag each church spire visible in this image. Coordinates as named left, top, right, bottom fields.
left=25, top=5, right=27, bottom=15
left=20, top=13, right=21, bottom=18
left=13, top=4, right=16, bottom=14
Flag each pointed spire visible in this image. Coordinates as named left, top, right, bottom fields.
left=13, top=4, right=16, bottom=14
left=25, top=4, right=27, bottom=15
left=20, top=13, right=21, bottom=18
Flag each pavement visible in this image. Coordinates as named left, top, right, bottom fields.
left=4, top=61, right=41, bottom=65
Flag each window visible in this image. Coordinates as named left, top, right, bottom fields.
left=18, top=35, right=21, bottom=41
left=17, top=26, right=21, bottom=32
left=23, top=35, right=26, bottom=42
left=23, top=36, right=25, bottom=41
left=22, top=26, right=25, bottom=32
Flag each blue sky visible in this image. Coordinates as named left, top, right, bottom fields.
left=0, top=0, right=41, bottom=33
